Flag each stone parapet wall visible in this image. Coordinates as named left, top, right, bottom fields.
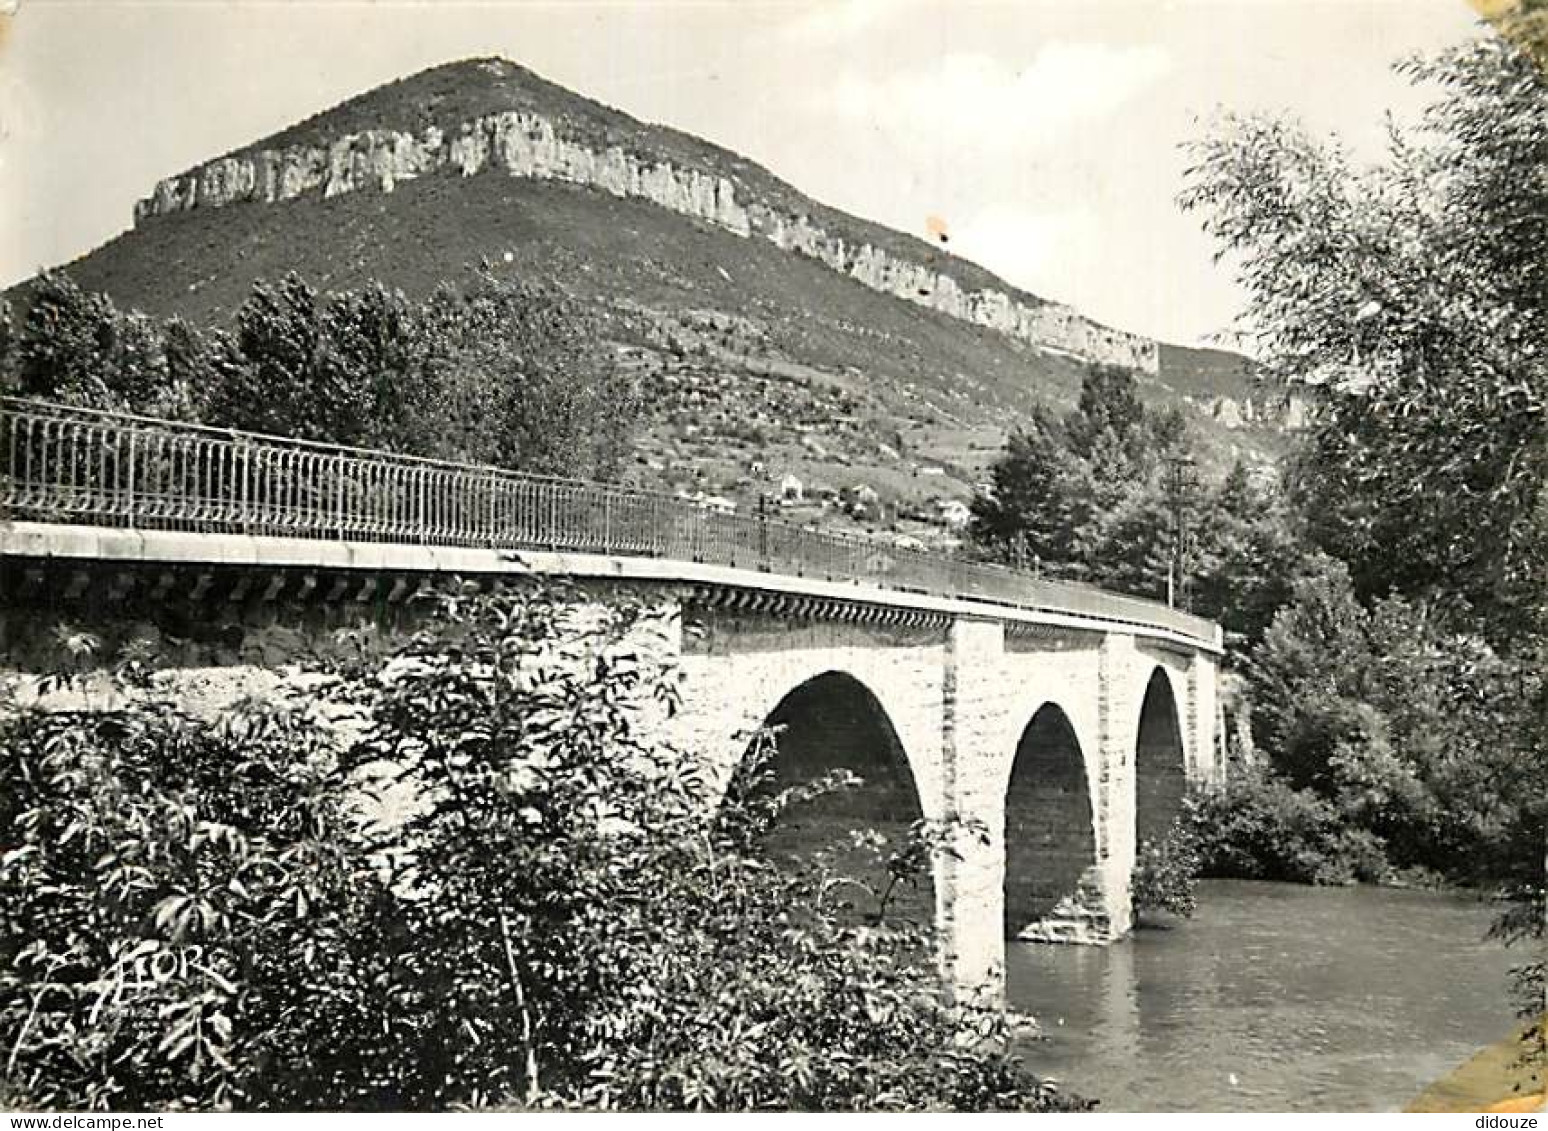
left=133, top=110, right=1160, bottom=374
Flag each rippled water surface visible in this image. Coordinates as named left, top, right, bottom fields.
left=1008, top=879, right=1522, bottom=1112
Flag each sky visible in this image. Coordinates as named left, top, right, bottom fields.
left=0, top=0, right=1488, bottom=348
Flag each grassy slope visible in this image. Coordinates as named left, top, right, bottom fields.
left=1157, top=342, right=1264, bottom=400
left=64, top=176, right=1078, bottom=415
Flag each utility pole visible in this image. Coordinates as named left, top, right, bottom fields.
left=1010, top=529, right=1028, bottom=572
left=1164, top=454, right=1198, bottom=611
left=757, top=492, right=770, bottom=568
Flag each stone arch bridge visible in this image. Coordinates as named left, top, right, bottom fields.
left=1, top=397, right=1224, bottom=994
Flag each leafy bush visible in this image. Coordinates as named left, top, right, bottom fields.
left=1131, top=807, right=1203, bottom=920
left=1, top=581, right=1085, bottom=1112
left=1188, top=770, right=1391, bottom=886
left=0, top=697, right=380, bottom=1110
left=1242, top=563, right=1543, bottom=884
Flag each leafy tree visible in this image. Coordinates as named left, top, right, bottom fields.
left=209, top=273, right=370, bottom=443
left=971, top=364, right=1191, bottom=589
left=9, top=274, right=174, bottom=413
left=313, top=283, right=426, bottom=450
left=1243, top=559, right=1545, bottom=881
left=1360, top=597, right=1546, bottom=877
left=1191, top=461, right=1309, bottom=652
left=1179, top=36, right=1548, bottom=639
left=1183, top=39, right=1547, bottom=1018
left=418, top=271, right=636, bottom=477
left=1245, top=561, right=1375, bottom=789
left=1064, top=364, right=1147, bottom=461
left=1079, top=477, right=1176, bottom=601
left=968, top=406, right=1081, bottom=572
left=160, top=317, right=242, bottom=423
left=10, top=269, right=641, bottom=480
left=11, top=272, right=118, bottom=403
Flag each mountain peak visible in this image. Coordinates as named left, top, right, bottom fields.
left=126, top=54, right=1166, bottom=377
left=220, top=54, right=629, bottom=164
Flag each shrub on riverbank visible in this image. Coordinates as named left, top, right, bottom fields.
left=1132, top=808, right=1204, bottom=920
left=1188, top=771, right=1390, bottom=886
left=1215, top=562, right=1545, bottom=890
left=0, top=583, right=1085, bottom=1112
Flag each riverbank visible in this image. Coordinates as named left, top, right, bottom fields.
left=1406, top=1020, right=1545, bottom=1113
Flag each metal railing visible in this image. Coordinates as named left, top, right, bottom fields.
left=0, top=396, right=1220, bottom=646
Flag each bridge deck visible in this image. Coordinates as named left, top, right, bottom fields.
left=1, top=397, right=1221, bottom=651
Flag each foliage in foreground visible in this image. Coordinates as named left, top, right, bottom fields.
left=0, top=584, right=1085, bottom=1112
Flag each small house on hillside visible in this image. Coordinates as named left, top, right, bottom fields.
left=779, top=473, right=804, bottom=502
left=842, top=483, right=882, bottom=520
left=936, top=499, right=972, bottom=529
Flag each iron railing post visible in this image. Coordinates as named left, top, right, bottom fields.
left=126, top=427, right=138, bottom=528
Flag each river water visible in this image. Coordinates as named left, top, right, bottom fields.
left=1008, top=879, right=1524, bottom=1112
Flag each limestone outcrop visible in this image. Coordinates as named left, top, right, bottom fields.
left=1205, top=391, right=1310, bottom=430
left=134, top=111, right=1159, bottom=374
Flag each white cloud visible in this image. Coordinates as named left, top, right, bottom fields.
left=831, top=42, right=1173, bottom=152
left=950, top=204, right=1101, bottom=302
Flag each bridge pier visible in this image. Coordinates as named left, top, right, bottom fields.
left=937, top=618, right=1011, bottom=996
left=1095, top=632, right=1144, bottom=940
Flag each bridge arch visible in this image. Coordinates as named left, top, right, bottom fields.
left=1135, top=666, right=1187, bottom=851
left=738, top=669, right=934, bottom=924
left=1002, top=701, right=1099, bottom=939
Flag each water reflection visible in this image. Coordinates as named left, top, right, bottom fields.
left=1008, top=879, right=1521, bottom=1112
